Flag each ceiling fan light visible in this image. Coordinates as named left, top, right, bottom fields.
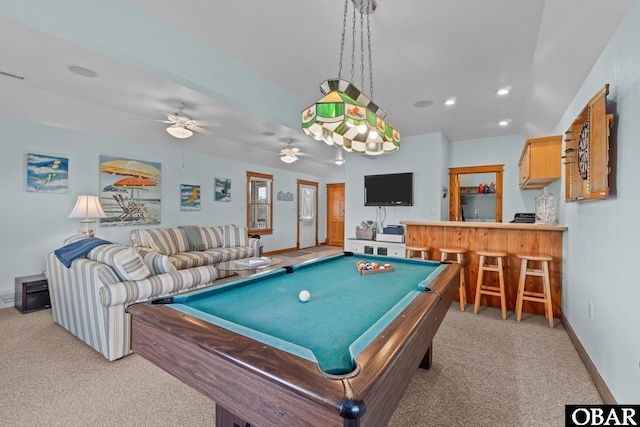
left=280, top=154, right=298, bottom=163
left=167, top=125, right=193, bottom=139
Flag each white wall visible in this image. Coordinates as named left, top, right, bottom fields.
left=550, top=1, right=640, bottom=403
left=0, top=116, right=326, bottom=303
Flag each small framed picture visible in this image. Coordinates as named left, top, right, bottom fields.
left=26, top=153, right=69, bottom=193
left=215, top=178, right=231, bottom=202
left=180, top=184, right=201, bottom=211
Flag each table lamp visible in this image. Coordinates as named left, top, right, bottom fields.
left=68, top=195, right=107, bottom=237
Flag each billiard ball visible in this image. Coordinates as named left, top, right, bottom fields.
left=299, top=290, right=310, bottom=302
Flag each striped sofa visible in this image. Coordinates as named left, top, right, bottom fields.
left=46, top=225, right=262, bottom=361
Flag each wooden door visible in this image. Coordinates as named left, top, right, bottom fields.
left=449, top=174, right=462, bottom=221
left=326, top=183, right=345, bottom=247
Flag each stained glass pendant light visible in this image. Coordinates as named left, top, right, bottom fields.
left=302, top=0, right=399, bottom=156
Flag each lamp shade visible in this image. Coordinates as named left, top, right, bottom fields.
left=166, top=125, right=193, bottom=139
left=68, top=195, right=107, bottom=219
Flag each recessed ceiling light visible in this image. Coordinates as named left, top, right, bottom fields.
left=444, top=98, right=456, bottom=106
left=67, top=66, right=98, bottom=78
left=497, top=88, right=510, bottom=96
left=413, top=100, right=434, bottom=108
left=498, top=120, right=509, bottom=126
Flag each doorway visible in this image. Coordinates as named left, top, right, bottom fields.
left=297, top=180, right=318, bottom=249
left=326, top=183, right=345, bottom=247
left=449, top=165, right=503, bottom=222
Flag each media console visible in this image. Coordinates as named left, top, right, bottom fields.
left=347, top=238, right=406, bottom=258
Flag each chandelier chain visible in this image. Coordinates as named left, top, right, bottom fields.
left=338, top=0, right=348, bottom=79
left=351, top=3, right=356, bottom=83
left=367, top=1, right=373, bottom=99
left=360, top=5, right=365, bottom=91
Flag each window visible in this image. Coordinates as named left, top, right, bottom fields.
left=247, top=171, right=273, bottom=235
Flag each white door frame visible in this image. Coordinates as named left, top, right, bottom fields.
left=297, top=180, right=317, bottom=249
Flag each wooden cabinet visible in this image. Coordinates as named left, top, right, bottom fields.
left=347, top=239, right=405, bottom=257
left=518, top=135, right=562, bottom=190
left=15, top=274, right=50, bottom=313
left=564, top=85, right=612, bottom=202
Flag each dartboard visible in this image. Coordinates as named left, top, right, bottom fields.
left=577, top=121, right=589, bottom=180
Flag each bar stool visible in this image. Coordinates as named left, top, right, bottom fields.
left=406, top=246, right=429, bottom=260
left=440, top=248, right=467, bottom=311
left=515, top=254, right=554, bottom=328
left=474, top=251, right=508, bottom=319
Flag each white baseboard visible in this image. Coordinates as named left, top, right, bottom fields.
left=0, top=291, right=16, bottom=310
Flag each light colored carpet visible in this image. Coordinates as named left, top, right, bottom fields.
left=302, top=245, right=343, bottom=253
left=280, top=250, right=311, bottom=257
left=0, top=249, right=602, bottom=426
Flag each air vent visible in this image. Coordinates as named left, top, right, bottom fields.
left=0, top=70, right=25, bottom=80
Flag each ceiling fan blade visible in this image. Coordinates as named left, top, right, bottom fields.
left=129, top=117, right=172, bottom=123
left=189, top=125, right=216, bottom=136
left=193, top=120, right=222, bottom=128
left=159, top=110, right=179, bottom=119
left=296, top=152, right=315, bottom=157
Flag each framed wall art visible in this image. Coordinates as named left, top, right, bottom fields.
left=26, top=153, right=69, bottom=193
left=99, top=155, right=162, bottom=226
left=215, top=177, right=231, bottom=202
left=180, top=184, right=201, bottom=211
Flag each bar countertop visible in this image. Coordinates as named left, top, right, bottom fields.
left=399, top=220, right=567, bottom=232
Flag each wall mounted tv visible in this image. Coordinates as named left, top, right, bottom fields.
left=364, top=172, right=413, bottom=206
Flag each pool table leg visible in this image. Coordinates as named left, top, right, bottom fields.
left=418, top=343, right=433, bottom=370
left=215, top=403, right=251, bottom=427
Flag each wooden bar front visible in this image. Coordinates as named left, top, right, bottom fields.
left=401, top=221, right=567, bottom=318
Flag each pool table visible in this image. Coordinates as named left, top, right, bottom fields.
left=127, top=252, right=461, bottom=427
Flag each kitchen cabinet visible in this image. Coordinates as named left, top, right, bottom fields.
left=518, top=135, right=562, bottom=190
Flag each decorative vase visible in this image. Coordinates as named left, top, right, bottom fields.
left=535, top=187, right=558, bottom=225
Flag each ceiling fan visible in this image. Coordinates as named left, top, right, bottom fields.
left=133, top=102, right=221, bottom=139
left=279, top=141, right=314, bottom=163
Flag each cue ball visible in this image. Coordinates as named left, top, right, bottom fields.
left=299, top=290, right=310, bottom=302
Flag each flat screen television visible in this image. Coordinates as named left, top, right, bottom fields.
left=364, top=172, right=413, bottom=206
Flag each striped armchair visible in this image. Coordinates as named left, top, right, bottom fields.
left=45, top=225, right=262, bottom=361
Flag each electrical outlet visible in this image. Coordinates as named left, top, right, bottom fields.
left=588, top=301, right=593, bottom=319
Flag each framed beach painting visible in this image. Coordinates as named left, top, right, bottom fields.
left=180, top=184, right=201, bottom=211
left=99, top=155, right=162, bottom=226
left=26, top=153, right=69, bottom=193
left=215, top=177, right=231, bottom=202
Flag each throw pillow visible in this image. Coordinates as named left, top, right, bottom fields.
left=112, top=248, right=152, bottom=281
left=140, top=250, right=177, bottom=275
left=201, top=226, right=224, bottom=249
left=223, top=224, right=248, bottom=248
left=145, top=228, right=189, bottom=255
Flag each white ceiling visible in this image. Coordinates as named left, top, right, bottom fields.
left=0, top=0, right=635, bottom=176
